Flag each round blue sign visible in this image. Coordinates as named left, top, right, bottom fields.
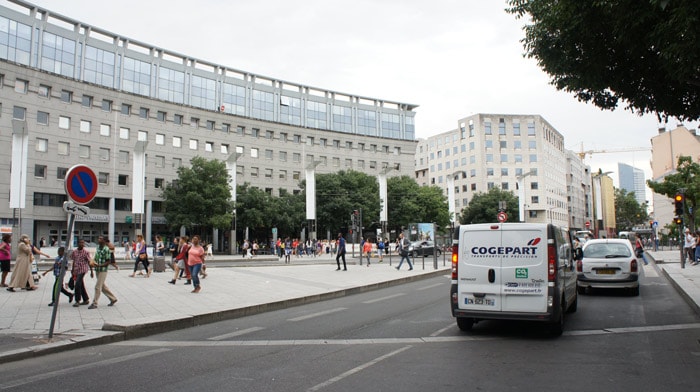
left=64, top=165, right=98, bottom=205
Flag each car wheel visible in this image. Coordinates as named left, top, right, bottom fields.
left=456, top=317, right=474, bottom=331
left=577, top=285, right=586, bottom=295
left=631, top=286, right=640, bottom=296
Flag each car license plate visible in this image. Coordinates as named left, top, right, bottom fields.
left=596, top=268, right=616, bottom=275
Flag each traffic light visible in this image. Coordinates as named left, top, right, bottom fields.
left=675, top=216, right=683, bottom=225
left=674, top=193, right=684, bottom=215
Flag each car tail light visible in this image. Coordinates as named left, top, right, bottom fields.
left=576, top=260, right=582, bottom=272
left=631, top=259, right=638, bottom=273
left=548, top=244, right=556, bottom=281
left=451, top=244, right=459, bottom=279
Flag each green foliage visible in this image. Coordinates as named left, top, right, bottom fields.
left=647, top=156, right=700, bottom=228
left=507, top=0, right=700, bottom=121
left=315, top=170, right=380, bottom=235
left=161, top=156, right=233, bottom=231
left=235, top=184, right=305, bottom=238
left=459, top=187, right=520, bottom=224
left=614, top=188, right=649, bottom=231
left=387, top=176, right=451, bottom=232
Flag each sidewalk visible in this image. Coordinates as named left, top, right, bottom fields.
left=0, top=253, right=450, bottom=364
left=646, top=249, right=700, bottom=315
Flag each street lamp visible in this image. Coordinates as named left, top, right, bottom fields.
left=592, top=170, right=613, bottom=238
left=226, top=152, right=243, bottom=254
left=516, top=169, right=535, bottom=222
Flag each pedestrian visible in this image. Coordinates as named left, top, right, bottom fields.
left=395, top=232, right=413, bottom=271
left=187, top=235, right=205, bottom=293
left=684, top=228, right=694, bottom=265
left=634, top=236, right=648, bottom=265
left=42, top=246, right=74, bottom=306
left=363, top=237, right=372, bottom=267
left=284, top=237, right=292, bottom=264
left=169, top=237, right=179, bottom=268
left=155, top=235, right=165, bottom=257
left=377, top=237, right=385, bottom=263
left=7, top=234, right=38, bottom=291
left=129, top=234, right=151, bottom=277
left=335, top=233, right=347, bottom=271
left=70, top=238, right=92, bottom=306
left=169, top=236, right=190, bottom=284
left=0, top=233, right=11, bottom=287
left=694, top=231, right=700, bottom=266
left=242, top=239, right=250, bottom=258
left=88, top=236, right=118, bottom=309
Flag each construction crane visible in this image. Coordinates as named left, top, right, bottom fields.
left=577, top=145, right=651, bottom=160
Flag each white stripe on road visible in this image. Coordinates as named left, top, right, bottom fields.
left=563, top=322, right=700, bottom=336
left=417, top=283, right=446, bottom=291
left=362, top=293, right=405, bottom=304
left=287, top=308, right=347, bottom=322
left=306, top=346, right=413, bottom=392
left=208, top=326, right=266, bottom=341
left=643, top=265, right=659, bottom=278
left=0, top=348, right=170, bottom=390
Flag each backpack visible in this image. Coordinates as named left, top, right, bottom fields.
left=378, top=241, right=385, bottom=250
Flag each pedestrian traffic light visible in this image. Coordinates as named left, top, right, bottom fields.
left=674, top=193, right=684, bottom=215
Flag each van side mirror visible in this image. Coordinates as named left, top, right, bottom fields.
left=573, top=248, right=583, bottom=261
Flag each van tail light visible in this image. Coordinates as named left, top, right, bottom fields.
left=631, top=259, right=638, bottom=273
left=548, top=244, right=556, bottom=281
left=576, top=260, right=582, bottom=272
left=451, top=244, right=459, bottom=279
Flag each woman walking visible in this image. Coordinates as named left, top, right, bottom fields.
left=187, top=235, right=205, bottom=293
left=0, top=233, right=11, bottom=287
left=7, top=234, right=37, bottom=291
left=168, top=236, right=189, bottom=284
left=129, top=234, right=151, bottom=277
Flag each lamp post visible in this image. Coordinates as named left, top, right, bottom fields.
left=305, top=160, right=323, bottom=241
left=516, top=169, right=535, bottom=222
left=378, top=164, right=399, bottom=241
left=10, top=119, right=28, bottom=237
left=226, top=152, right=242, bottom=255
left=133, top=140, right=148, bottom=239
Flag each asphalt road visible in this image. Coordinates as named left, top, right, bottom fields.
left=2, top=265, right=700, bottom=392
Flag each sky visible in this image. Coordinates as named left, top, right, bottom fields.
left=20, top=0, right=700, bottom=208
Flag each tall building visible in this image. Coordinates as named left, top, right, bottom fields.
left=0, top=1, right=417, bottom=249
left=650, top=125, right=700, bottom=227
left=416, top=113, right=570, bottom=227
left=566, top=150, right=593, bottom=231
left=618, top=163, right=646, bottom=206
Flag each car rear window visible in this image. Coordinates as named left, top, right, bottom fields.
left=584, top=243, right=631, bottom=258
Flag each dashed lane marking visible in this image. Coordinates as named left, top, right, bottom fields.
left=362, top=293, right=405, bottom=304
left=208, top=326, right=266, bottom=341
left=287, top=308, right=347, bottom=322
left=417, top=283, right=446, bottom=291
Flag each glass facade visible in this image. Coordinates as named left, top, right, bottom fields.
left=306, top=100, right=327, bottom=129
left=251, top=89, right=274, bottom=121
left=357, top=109, right=376, bottom=136
left=222, top=83, right=245, bottom=116
left=333, top=105, right=352, bottom=133
left=84, top=45, right=116, bottom=88
left=122, top=56, right=151, bottom=96
left=158, top=67, right=184, bottom=104
left=40, top=31, right=77, bottom=78
left=191, top=75, right=216, bottom=110
left=279, top=95, right=301, bottom=126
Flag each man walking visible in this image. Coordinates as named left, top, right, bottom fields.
left=88, top=236, right=118, bottom=309
left=395, top=232, right=413, bottom=271
left=335, top=233, right=347, bottom=271
left=70, top=239, right=92, bottom=307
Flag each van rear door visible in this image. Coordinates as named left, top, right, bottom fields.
left=498, top=224, right=548, bottom=313
left=457, top=224, right=503, bottom=312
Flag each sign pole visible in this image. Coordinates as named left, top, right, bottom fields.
left=48, top=213, right=76, bottom=339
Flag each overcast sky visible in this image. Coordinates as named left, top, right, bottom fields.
left=24, top=0, right=699, bottom=207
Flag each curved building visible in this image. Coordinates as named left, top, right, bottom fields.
left=0, top=1, right=418, bottom=248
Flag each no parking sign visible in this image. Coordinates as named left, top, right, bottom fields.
left=64, top=165, right=98, bottom=205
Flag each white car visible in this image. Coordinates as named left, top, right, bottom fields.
left=576, top=239, right=639, bottom=296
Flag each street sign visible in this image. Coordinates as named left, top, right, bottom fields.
left=585, top=221, right=591, bottom=228
left=62, top=201, right=90, bottom=216
left=497, top=211, right=508, bottom=223
left=64, top=165, right=98, bottom=205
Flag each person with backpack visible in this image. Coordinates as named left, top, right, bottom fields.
left=377, top=238, right=385, bottom=263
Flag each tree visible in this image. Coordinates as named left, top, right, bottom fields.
left=161, top=156, right=234, bottom=234
left=507, top=0, right=700, bottom=121
left=647, top=155, right=700, bottom=229
left=315, top=170, right=380, bottom=236
left=459, top=187, right=519, bottom=224
left=386, top=176, right=451, bottom=233
left=614, top=188, right=649, bottom=231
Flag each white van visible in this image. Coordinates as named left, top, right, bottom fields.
left=450, top=223, right=580, bottom=335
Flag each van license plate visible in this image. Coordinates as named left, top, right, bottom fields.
left=596, top=269, right=615, bottom=275
left=466, top=297, right=495, bottom=306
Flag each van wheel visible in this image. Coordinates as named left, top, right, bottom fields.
left=549, top=306, right=564, bottom=336
left=567, top=293, right=578, bottom=313
left=456, top=317, right=474, bottom=331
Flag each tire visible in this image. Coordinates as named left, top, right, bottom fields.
left=577, top=285, right=586, bottom=295
left=456, top=317, right=474, bottom=331
left=567, top=293, right=578, bottom=313
left=631, top=286, right=640, bottom=296
left=549, top=304, right=564, bottom=336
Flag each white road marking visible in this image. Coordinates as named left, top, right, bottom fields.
left=362, top=293, right=405, bottom=304
left=0, top=348, right=170, bottom=390
left=643, top=265, right=659, bottom=278
left=208, top=326, right=265, bottom=341
left=287, top=307, right=347, bottom=322
left=417, top=283, right=445, bottom=291
left=306, top=345, right=413, bottom=392
left=563, top=322, right=700, bottom=336
left=429, top=323, right=455, bottom=337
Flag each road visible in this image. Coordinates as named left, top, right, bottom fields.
left=2, top=264, right=699, bottom=391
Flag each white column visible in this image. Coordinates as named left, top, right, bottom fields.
left=10, top=120, right=29, bottom=209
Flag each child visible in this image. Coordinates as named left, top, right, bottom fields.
left=42, top=247, right=74, bottom=306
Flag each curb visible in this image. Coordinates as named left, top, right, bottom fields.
left=0, top=268, right=449, bottom=363
left=659, top=267, right=700, bottom=317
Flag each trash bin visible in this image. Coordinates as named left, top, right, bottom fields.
left=153, top=256, right=166, bottom=272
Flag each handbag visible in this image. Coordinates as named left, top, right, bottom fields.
left=138, top=252, right=148, bottom=261
left=177, top=259, right=185, bottom=269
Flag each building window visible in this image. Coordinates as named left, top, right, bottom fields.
left=501, top=154, right=508, bottom=163
left=14, top=79, right=28, bottom=93
left=36, top=138, right=48, bottom=152
left=100, top=124, right=111, bottom=137
left=501, top=168, right=509, bottom=176
left=471, top=183, right=477, bottom=191
left=499, top=118, right=506, bottom=135
left=529, top=154, right=537, bottom=163
left=189, top=139, right=198, bottom=150
left=264, top=168, right=273, bottom=179
left=58, top=116, right=71, bottom=129
left=513, top=122, right=521, bottom=136
left=154, top=133, right=164, bottom=145
left=80, top=120, right=91, bottom=133
left=121, top=103, right=131, bottom=115
left=157, top=111, right=166, bottom=122
left=237, top=126, right=245, bottom=136
left=190, top=117, right=199, bottom=128
left=265, top=149, right=273, bottom=159
left=293, top=153, right=301, bottom=163
left=119, top=127, right=129, bottom=140
left=252, top=128, right=260, bottom=138
left=139, top=107, right=149, bottom=119
left=173, top=158, right=182, bottom=168
left=266, top=130, right=274, bottom=139
left=173, top=136, right=182, bottom=148
left=155, top=155, right=165, bottom=167
left=101, top=99, right=112, bottom=112
left=221, top=144, right=229, bottom=154
left=99, top=147, right=110, bottom=161
left=484, top=121, right=492, bottom=135
left=529, top=140, right=537, bottom=149
left=514, top=154, right=523, bottom=163
left=118, top=174, right=129, bottom=186
left=531, top=196, right=539, bottom=204
left=292, top=171, right=301, bottom=181
left=502, top=182, right=509, bottom=190
left=34, top=164, right=47, bottom=178
left=57, top=141, right=69, bottom=155
left=205, top=142, right=213, bottom=152
left=487, top=168, right=494, bottom=176
left=119, top=151, right=129, bottom=164
left=174, top=114, right=183, bottom=125
left=486, top=154, right=493, bottom=163
left=37, top=111, right=49, bottom=125
left=82, top=95, right=92, bottom=107
left=138, top=130, right=148, bottom=141
left=369, top=160, right=377, bottom=169
left=345, top=159, right=352, bottom=168
left=38, top=84, right=50, bottom=98
left=155, top=178, right=164, bottom=189
left=279, top=170, right=287, bottom=180
left=530, top=182, right=538, bottom=190
left=205, top=120, right=214, bottom=131
left=528, top=122, right=536, bottom=136
left=79, top=145, right=90, bottom=158
left=280, top=151, right=287, bottom=162
left=98, top=172, right=109, bottom=184
left=12, top=106, right=26, bottom=120
left=222, top=123, right=231, bottom=133
left=250, top=148, right=259, bottom=158
left=57, top=167, right=68, bottom=179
